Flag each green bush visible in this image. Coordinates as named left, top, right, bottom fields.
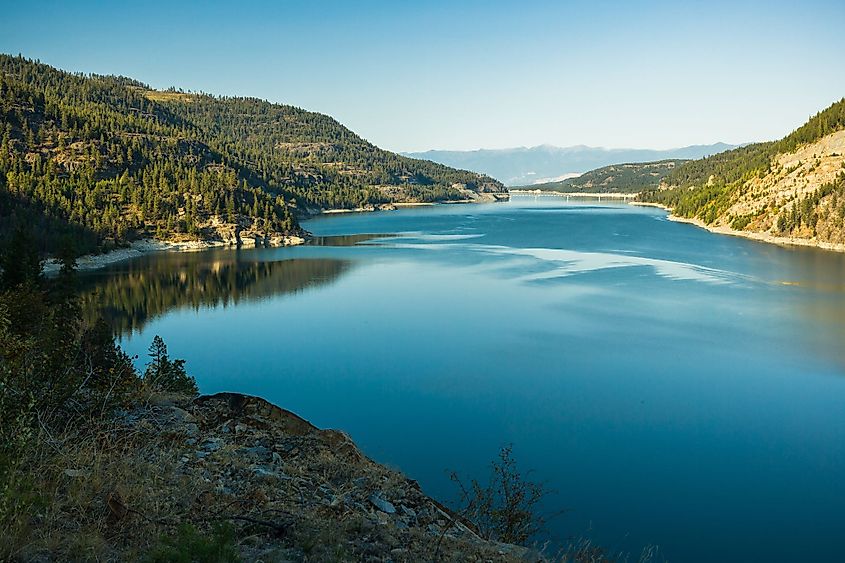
left=145, top=523, right=239, bottom=563
left=0, top=230, right=140, bottom=423
left=0, top=388, right=42, bottom=561
left=731, top=215, right=753, bottom=231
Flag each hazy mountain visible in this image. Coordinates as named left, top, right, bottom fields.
left=404, top=143, right=738, bottom=186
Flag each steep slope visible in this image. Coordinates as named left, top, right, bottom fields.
left=405, top=143, right=735, bottom=186
left=16, top=391, right=536, bottom=561
left=519, top=159, right=687, bottom=193
left=0, top=55, right=504, bottom=255
left=639, top=99, right=845, bottom=247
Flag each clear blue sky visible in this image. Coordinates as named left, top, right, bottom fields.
left=2, top=0, right=844, bottom=152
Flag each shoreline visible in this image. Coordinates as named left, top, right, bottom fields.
left=318, top=202, right=435, bottom=214
left=392, top=201, right=437, bottom=207
left=668, top=214, right=845, bottom=253
left=317, top=193, right=509, bottom=215
left=48, top=192, right=845, bottom=274
left=510, top=190, right=638, bottom=199
left=631, top=201, right=845, bottom=253
left=43, top=235, right=307, bottom=275
left=45, top=195, right=509, bottom=274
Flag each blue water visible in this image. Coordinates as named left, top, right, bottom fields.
left=82, top=196, right=845, bottom=561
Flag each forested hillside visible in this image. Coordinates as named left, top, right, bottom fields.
left=639, top=99, right=845, bottom=243
left=0, top=55, right=503, bottom=255
left=521, top=159, right=686, bottom=193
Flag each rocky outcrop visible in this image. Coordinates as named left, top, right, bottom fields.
left=112, top=392, right=543, bottom=561
left=174, top=215, right=305, bottom=248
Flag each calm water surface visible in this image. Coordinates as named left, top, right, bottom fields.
left=81, top=196, right=845, bottom=562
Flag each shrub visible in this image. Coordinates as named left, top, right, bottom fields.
left=450, top=445, right=553, bottom=545
left=145, top=523, right=239, bottom=563
left=731, top=215, right=752, bottom=231
left=143, top=335, right=199, bottom=396
left=0, top=227, right=200, bottom=558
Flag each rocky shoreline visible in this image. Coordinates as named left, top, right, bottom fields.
left=65, top=392, right=541, bottom=561
left=630, top=201, right=845, bottom=253
left=667, top=213, right=845, bottom=253
left=42, top=234, right=307, bottom=274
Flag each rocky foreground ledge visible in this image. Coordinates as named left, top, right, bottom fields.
left=93, top=393, right=541, bottom=561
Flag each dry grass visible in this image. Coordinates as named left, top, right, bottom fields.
left=6, top=393, right=539, bottom=562
left=11, top=413, right=189, bottom=560
left=141, top=90, right=196, bottom=103
left=717, top=129, right=845, bottom=233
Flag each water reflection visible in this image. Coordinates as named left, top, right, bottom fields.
left=769, top=246, right=845, bottom=367
left=79, top=250, right=351, bottom=334
left=769, top=245, right=845, bottom=291
left=305, top=233, right=396, bottom=246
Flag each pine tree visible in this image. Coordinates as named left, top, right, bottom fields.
left=143, top=335, right=198, bottom=395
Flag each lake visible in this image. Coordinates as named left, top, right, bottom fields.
left=80, top=196, right=845, bottom=562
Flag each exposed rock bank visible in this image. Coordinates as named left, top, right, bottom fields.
left=630, top=201, right=845, bottom=253
left=83, top=392, right=542, bottom=561
left=43, top=233, right=306, bottom=274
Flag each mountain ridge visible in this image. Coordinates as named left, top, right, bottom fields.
left=514, top=159, right=688, bottom=193
left=404, top=143, right=737, bottom=186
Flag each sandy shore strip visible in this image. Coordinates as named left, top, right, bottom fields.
left=667, top=214, right=845, bottom=253
left=629, top=201, right=845, bottom=253
left=43, top=236, right=307, bottom=274
left=42, top=240, right=172, bottom=274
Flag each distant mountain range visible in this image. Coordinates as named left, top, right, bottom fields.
left=404, top=143, right=738, bottom=186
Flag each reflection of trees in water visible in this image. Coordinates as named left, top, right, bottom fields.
left=306, top=233, right=395, bottom=247
left=80, top=253, right=351, bottom=334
